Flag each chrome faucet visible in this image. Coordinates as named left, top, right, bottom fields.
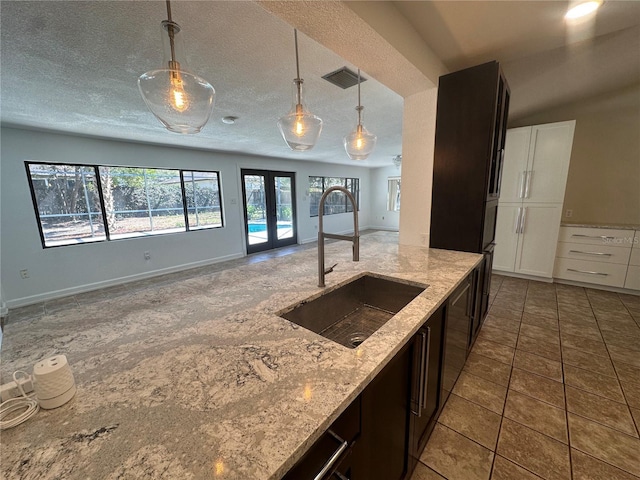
left=318, top=186, right=359, bottom=287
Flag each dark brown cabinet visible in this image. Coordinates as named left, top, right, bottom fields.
left=430, top=61, right=510, bottom=328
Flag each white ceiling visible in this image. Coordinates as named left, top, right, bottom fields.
left=1, top=1, right=639, bottom=167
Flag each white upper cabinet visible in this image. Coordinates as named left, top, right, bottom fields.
left=499, top=120, right=576, bottom=204
left=499, top=127, right=531, bottom=203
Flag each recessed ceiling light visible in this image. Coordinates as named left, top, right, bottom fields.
left=222, top=116, right=238, bottom=124
left=565, top=1, right=602, bottom=19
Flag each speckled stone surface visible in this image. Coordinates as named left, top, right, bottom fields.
left=561, top=222, right=640, bottom=231
left=0, top=232, right=481, bottom=480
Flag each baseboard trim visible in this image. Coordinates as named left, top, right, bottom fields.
left=5, top=252, right=245, bottom=309
left=493, top=271, right=554, bottom=283
left=554, top=278, right=640, bottom=296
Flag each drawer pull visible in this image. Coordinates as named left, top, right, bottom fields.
left=567, top=268, right=609, bottom=276
left=314, top=430, right=349, bottom=480
left=571, top=234, right=616, bottom=240
left=568, top=250, right=613, bottom=257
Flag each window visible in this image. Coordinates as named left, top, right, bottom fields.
left=309, top=176, right=359, bottom=217
left=387, top=177, right=401, bottom=212
left=26, top=162, right=223, bottom=248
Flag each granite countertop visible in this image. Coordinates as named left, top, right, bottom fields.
left=561, top=222, right=640, bottom=231
left=0, top=232, right=482, bottom=480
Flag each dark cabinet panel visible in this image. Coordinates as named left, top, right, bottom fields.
left=430, top=61, right=510, bottom=254
left=408, top=303, right=446, bottom=475
left=356, top=341, right=412, bottom=480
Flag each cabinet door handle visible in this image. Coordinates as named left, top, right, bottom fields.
left=519, top=171, right=527, bottom=198
left=496, top=149, right=505, bottom=197
left=422, top=327, right=432, bottom=411
left=314, top=430, right=349, bottom=480
left=451, top=282, right=471, bottom=306
left=519, top=207, right=527, bottom=234
left=524, top=171, right=532, bottom=198
left=415, top=331, right=427, bottom=417
left=567, top=268, right=609, bottom=276
left=568, top=250, right=613, bottom=256
left=514, top=207, right=522, bottom=234
left=571, top=234, right=616, bottom=240
left=333, top=473, right=350, bottom=480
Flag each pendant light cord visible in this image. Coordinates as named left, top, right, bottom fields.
left=293, top=29, right=303, bottom=107
left=165, top=0, right=177, bottom=65
left=357, top=69, right=363, bottom=127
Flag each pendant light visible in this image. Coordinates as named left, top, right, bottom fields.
left=138, top=0, right=215, bottom=134
left=277, top=29, right=323, bottom=151
left=344, top=69, right=377, bottom=160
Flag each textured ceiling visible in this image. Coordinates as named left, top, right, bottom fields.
left=393, top=0, right=640, bottom=121
left=0, top=1, right=404, bottom=167
left=2, top=1, right=639, bottom=165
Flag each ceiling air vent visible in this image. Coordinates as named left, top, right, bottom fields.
left=322, top=67, right=367, bottom=89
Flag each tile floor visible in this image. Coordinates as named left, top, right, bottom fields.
left=412, top=275, right=640, bottom=480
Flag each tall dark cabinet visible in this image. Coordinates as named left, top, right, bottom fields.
left=430, top=61, right=510, bottom=326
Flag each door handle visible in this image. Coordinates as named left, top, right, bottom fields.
left=519, top=207, right=527, bottom=234
left=313, top=430, right=349, bottom=480
left=519, top=171, right=527, bottom=198
left=524, top=171, right=532, bottom=198
left=412, top=331, right=427, bottom=417
left=514, top=207, right=522, bottom=234
left=422, top=327, right=431, bottom=411
left=496, top=149, right=505, bottom=196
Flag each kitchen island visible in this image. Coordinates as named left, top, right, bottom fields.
left=0, top=232, right=482, bottom=479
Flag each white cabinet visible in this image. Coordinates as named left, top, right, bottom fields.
left=499, top=121, right=575, bottom=204
left=494, top=204, right=562, bottom=278
left=494, top=120, right=575, bottom=279
left=555, top=226, right=639, bottom=290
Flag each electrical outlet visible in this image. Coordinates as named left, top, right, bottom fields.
left=144, top=251, right=151, bottom=260
left=565, top=209, right=573, bottom=218
left=20, top=269, right=29, bottom=279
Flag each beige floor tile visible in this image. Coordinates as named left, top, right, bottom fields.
left=568, top=413, right=640, bottom=477
left=497, top=418, right=571, bottom=480
left=477, top=325, right=519, bottom=348
left=521, top=313, right=559, bottom=331
left=484, top=314, right=521, bottom=334
left=420, top=424, right=494, bottom=480
left=620, top=379, right=640, bottom=409
left=600, top=332, right=640, bottom=353
left=559, top=332, right=609, bottom=358
left=563, top=364, right=626, bottom=403
left=509, top=368, right=564, bottom=408
left=631, top=408, right=640, bottom=433
left=513, top=350, right=563, bottom=382
left=491, top=455, right=544, bottom=479
left=489, top=305, right=523, bottom=321
left=438, top=393, right=502, bottom=450
left=561, top=346, right=617, bottom=378
left=452, top=371, right=507, bottom=415
left=504, top=390, right=568, bottom=443
left=565, top=386, right=638, bottom=437
left=571, top=449, right=640, bottom=480
left=516, top=334, right=562, bottom=362
left=471, top=338, right=516, bottom=366
left=519, top=324, right=560, bottom=345
left=411, top=462, right=446, bottom=480
left=613, top=361, right=640, bottom=386
left=464, top=352, right=512, bottom=387
left=608, top=345, right=640, bottom=368
left=523, top=304, right=558, bottom=320
left=558, top=323, right=603, bottom=342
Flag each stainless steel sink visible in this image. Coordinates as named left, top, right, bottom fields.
left=280, top=274, right=427, bottom=349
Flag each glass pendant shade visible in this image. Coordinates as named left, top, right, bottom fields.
left=278, top=80, right=323, bottom=151
left=344, top=69, right=377, bottom=160
left=138, top=12, right=215, bottom=134
left=344, top=123, right=377, bottom=160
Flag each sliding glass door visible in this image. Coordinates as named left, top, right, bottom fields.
left=241, top=169, right=297, bottom=254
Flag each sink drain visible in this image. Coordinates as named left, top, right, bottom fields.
left=349, top=333, right=367, bottom=348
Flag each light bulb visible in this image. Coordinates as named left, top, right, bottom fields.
left=295, top=116, right=305, bottom=136
left=565, top=1, right=601, bottom=19
left=356, top=136, right=363, bottom=150
left=170, top=73, right=189, bottom=112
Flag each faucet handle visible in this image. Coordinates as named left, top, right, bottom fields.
left=325, top=263, right=338, bottom=275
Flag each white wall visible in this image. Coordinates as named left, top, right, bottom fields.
left=369, top=165, right=401, bottom=231
left=1, top=127, right=371, bottom=307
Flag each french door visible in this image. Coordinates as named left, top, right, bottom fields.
left=241, top=169, right=297, bottom=254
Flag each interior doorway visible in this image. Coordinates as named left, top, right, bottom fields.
left=241, top=169, right=297, bottom=254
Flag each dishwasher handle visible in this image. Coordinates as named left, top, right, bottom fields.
left=314, top=430, right=349, bottom=480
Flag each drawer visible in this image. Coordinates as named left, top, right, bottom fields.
left=630, top=247, right=640, bottom=267
left=559, top=227, right=635, bottom=247
left=554, top=257, right=628, bottom=287
left=556, top=242, right=631, bottom=265
left=625, top=266, right=640, bottom=290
